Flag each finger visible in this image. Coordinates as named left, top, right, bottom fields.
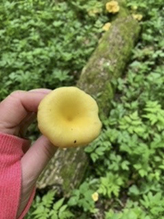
left=16, top=89, right=52, bottom=136
left=21, top=135, right=57, bottom=182
left=0, top=89, right=51, bottom=134
left=29, top=88, right=52, bottom=93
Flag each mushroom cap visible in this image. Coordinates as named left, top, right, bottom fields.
left=37, top=86, right=102, bottom=148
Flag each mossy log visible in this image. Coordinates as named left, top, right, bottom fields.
left=37, top=1, right=140, bottom=194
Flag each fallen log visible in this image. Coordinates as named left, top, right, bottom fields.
left=37, top=0, right=140, bottom=195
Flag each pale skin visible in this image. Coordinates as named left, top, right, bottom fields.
left=0, top=89, right=57, bottom=217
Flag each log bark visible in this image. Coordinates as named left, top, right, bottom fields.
left=37, top=0, right=140, bottom=195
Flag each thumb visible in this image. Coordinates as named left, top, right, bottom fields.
left=17, top=136, right=57, bottom=217
left=21, top=135, right=57, bottom=183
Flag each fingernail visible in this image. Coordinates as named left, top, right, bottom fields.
left=29, top=89, right=52, bottom=93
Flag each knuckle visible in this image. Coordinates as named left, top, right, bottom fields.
left=10, top=90, right=25, bottom=98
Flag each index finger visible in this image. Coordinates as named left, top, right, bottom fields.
left=0, top=89, right=51, bottom=129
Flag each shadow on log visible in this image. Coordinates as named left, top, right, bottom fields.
left=37, top=0, right=141, bottom=195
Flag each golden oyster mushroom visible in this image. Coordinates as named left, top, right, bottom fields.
left=37, top=87, right=102, bottom=148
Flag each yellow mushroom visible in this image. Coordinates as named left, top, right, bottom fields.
left=106, top=1, right=120, bottom=14
left=102, top=22, right=111, bottom=31
left=37, top=87, right=102, bottom=148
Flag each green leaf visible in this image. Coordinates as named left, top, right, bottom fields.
left=53, top=198, right=65, bottom=211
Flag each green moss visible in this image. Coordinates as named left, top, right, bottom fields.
left=59, top=148, right=89, bottom=195
left=78, top=15, right=140, bottom=116
left=98, top=82, right=114, bottom=116
left=60, top=162, right=77, bottom=194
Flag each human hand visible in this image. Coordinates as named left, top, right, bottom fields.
left=0, top=89, right=57, bottom=217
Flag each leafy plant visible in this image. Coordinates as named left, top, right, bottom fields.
left=105, top=204, right=148, bottom=219
left=25, top=190, right=74, bottom=219
left=0, top=0, right=108, bottom=100
left=143, top=101, right=164, bottom=131
left=68, top=182, right=97, bottom=213
left=98, top=172, right=125, bottom=198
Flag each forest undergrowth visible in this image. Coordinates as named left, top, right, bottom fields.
left=0, top=0, right=164, bottom=218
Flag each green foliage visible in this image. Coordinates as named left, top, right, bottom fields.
left=105, top=192, right=164, bottom=219
left=85, top=129, right=112, bottom=162
left=105, top=204, right=148, bottom=219
left=68, top=182, right=97, bottom=213
left=143, top=101, right=164, bottom=131
left=140, top=192, right=164, bottom=216
left=84, top=0, right=164, bottom=218
left=98, top=173, right=125, bottom=198
left=25, top=190, right=74, bottom=219
left=0, top=0, right=107, bottom=99
left=5, top=0, right=164, bottom=218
